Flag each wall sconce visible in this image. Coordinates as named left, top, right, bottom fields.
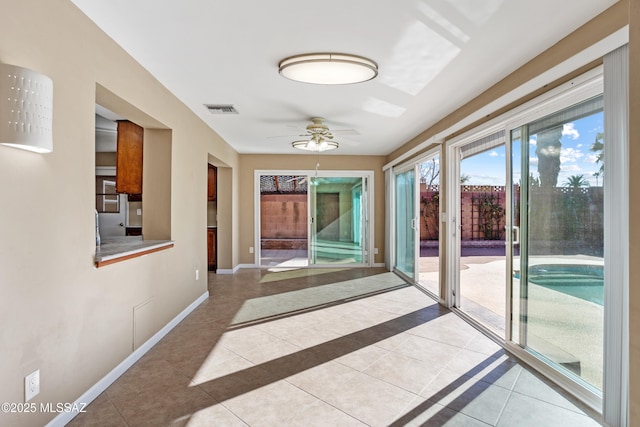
left=0, top=63, right=53, bottom=153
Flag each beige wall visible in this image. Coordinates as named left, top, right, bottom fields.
left=239, top=154, right=387, bottom=265
left=0, top=0, right=238, bottom=425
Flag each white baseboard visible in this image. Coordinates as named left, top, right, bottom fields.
left=217, top=264, right=256, bottom=274
left=46, top=291, right=209, bottom=427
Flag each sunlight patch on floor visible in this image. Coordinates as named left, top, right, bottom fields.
left=260, top=267, right=345, bottom=283
left=236, top=273, right=408, bottom=324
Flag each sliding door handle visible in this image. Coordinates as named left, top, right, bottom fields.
left=512, top=225, right=520, bottom=245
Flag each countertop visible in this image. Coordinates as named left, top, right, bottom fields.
left=95, top=236, right=174, bottom=265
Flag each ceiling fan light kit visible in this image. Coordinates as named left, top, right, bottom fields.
left=291, top=117, right=341, bottom=152
left=292, top=137, right=338, bottom=152
left=278, top=53, right=378, bottom=85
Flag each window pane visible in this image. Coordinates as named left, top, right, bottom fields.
left=419, top=157, right=440, bottom=297
left=519, top=95, right=604, bottom=390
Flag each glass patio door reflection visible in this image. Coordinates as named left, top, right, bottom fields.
left=309, top=176, right=368, bottom=265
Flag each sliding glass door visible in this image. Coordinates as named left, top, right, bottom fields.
left=394, top=154, right=441, bottom=296
left=509, top=95, right=604, bottom=391
left=309, top=176, right=367, bottom=265
left=394, top=167, right=417, bottom=280
left=257, top=171, right=371, bottom=268
left=454, top=131, right=507, bottom=335
left=259, top=175, right=309, bottom=267
left=417, top=157, right=440, bottom=297
left=448, top=93, right=605, bottom=395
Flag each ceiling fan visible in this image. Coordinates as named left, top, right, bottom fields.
left=292, top=117, right=338, bottom=152
left=270, top=117, right=359, bottom=152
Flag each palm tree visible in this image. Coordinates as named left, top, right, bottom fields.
left=536, top=126, right=563, bottom=187
left=564, top=174, right=590, bottom=188
left=590, top=132, right=604, bottom=176
left=593, top=170, right=601, bottom=186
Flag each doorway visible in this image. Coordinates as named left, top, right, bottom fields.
left=454, top=131, right=507, bottom=335
left=257, top=171, right=372, bottom=268
left=445, top=92, right=605, bottom=399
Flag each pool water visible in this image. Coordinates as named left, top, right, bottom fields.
left=528, top=264, right=604, bottom=306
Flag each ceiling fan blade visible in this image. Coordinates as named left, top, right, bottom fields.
left=266, top=118, right=359, bottom=144
left=331, top=129, right=359, bottom=136
left=266, top=134, right=297, bottom=139
left=266, top=133, right=310, bottom=139
left=332, top=136, right=361, bottom=146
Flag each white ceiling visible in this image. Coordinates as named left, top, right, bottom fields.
left=71, top=0, right=616, bottom=156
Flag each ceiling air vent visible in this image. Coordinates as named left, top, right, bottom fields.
left=205, top=104, right=238, bottom=114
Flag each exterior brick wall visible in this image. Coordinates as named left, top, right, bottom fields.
left=419, top=184, right=603, bottom=256
left=260, top=193, right=307, bottom=240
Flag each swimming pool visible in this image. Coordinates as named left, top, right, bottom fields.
left=527, top=264, right=604, bottom=306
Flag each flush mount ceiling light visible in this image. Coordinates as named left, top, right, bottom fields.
left=0, top=63, right=53, bottom=153
left=279, top=53, right=378, bottom=85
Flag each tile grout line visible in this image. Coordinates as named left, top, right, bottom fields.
left=103, top=392, right=135, bottom=427
left=283, top=380, right=371, bottom=426
left=493, top=389, right=514, bottom=426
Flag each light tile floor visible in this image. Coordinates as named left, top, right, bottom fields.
left=68, top=268, right=602, bottom=427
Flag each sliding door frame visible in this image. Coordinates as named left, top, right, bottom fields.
left=391, top=146, right=442, bottom=291
left=444, top=66, right=608, bottom=411
left=254, top=169, right=374, bottom=268
left=445, top=128, right=510, bottom=330
left=391, top=162, right=419, bottom=282
left=502, top=78, right=606, bottom=411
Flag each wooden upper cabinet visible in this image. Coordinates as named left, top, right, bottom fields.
left=116, top=120, right=143, bottom=195
left=207, top=164, right=217, bottom=201
left=207, top=228, right=217, bottom=270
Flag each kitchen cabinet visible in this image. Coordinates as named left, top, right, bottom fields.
left=126, top=227, right=142, bottom=236
left=207, top=164, right=217, bottom=201
left=116, top=120, right=143, bottom=195
left=207, top=228, right=217, bottom=271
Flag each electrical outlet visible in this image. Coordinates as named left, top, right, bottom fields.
left=374, top=248, right=379, bottom=254
left=249, top=246, right=254, bottom=254
left=195, top=269, right=199, bottom=280
left=25, top=370, right=39, bottom=402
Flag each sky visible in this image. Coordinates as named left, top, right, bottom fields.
left=460, top=110, right=604, bottom=187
